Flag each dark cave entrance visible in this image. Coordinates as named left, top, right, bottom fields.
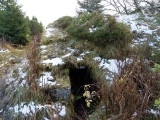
left=69, top=65, right=100, bottom=119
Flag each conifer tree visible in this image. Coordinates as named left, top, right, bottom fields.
left=0, top=0, right=30, bottom=45
left=29, top=16, right=43, bottom=36
left=77, top=0, right=104, bottom=14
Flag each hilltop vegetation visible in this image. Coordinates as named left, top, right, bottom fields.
left=0, top=0, right=160, bottom=120
left=0, top=0, right=43, bottom=45
left=44, top=0, right=160, bottom=119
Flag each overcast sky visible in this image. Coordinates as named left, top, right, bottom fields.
left=17, top=0, right=78, bottom=27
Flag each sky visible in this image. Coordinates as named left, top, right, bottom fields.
left=17, top=0, right=78, bottom=27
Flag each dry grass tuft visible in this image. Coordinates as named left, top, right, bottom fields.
left=26, top=35, right=41, bottom=93
left=101, top=57, right=160, bottom=119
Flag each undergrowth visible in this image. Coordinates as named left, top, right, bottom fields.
left=100, top=57, right=160, bottom=119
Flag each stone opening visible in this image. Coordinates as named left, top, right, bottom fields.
left=69, top=64, right=99, bottom=119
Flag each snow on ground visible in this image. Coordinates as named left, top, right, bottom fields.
left=66, top=47, right=75, bottom=53
left=62, top=53, right=72, bottom=58
left=146, top=109, right=160, bottom=116
left=45, top=28, right=54, bottom=37
left=41, top=49, right=48, bottom=53
left=94, top=57, right=119, bottom=81
left=10, top=102, right=40, bottom=115
left=150, top=109, right=160, bottom=114
left=94, top=57, right=119, bottom=73
left=80, top=51, right=90, bottom=56
left=38, top=72, right=56, bottom=87
left=41, top=45, right=120, bottom=81
left=94, top=57, right=130, bottom=81
left=117, top=13, right=160, bottom=50
left=41, top=46, right=75, bottom=66
left=40, top=45, right=47, bottom=50
left=9, top=102, right=66, bottom=117
left=6, top=59, right=28, bottom=87
left=53, top=103, right=66, bottom=117
left=89, top=27, right=99, bottom=33
left=62, top=47, right=76, bottom=58
left=117, top=13, right=158, bottom=35
left=42, top=58, right=64, bottom=66
left=0, top=48, right=10, bottom=53
left=76, top=57, right=83, bottom=61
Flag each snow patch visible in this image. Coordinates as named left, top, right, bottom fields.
left=0, top=48, right=10, bottom=53
left=40, top=45, right=47, bottom=49
left=66, top=47, right=75, bottom=53
left=38, top=72, right=56, bottom=87
left=42, top=58, right=64, bottom=66
left=62, top=53, right=72, bottom=58
left=41, top=49, right=48, bottom=53
left=6, top=59, right=28, bottom=87
left=94, top=57, right=118, bottom=73
left=80, top=51, right=90, bottom=56
left=10, top=102, right=42, bottom=116
left=89, top=27, right=98, bottom=33
left=10, top=102, right=66, bottom=117
left=59, top=105, right=66, bottom=116
left=146, top=109, right=160, bottom=116
left=76, top=57, right=83, bottom=61
left=117, top=14, right=157, bottom=35
left=45, top=28, right=54, bottom=37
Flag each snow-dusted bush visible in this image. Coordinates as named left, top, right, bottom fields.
left=67, top=12, right=131, bottom=49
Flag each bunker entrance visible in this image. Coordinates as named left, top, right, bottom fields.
left=69, top=65, right=100, bottom=119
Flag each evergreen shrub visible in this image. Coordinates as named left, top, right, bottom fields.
left=52, top=16, right=75, bottom=30
left=67, top=12, right=131, bottom=49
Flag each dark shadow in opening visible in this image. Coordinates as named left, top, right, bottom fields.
left=69, top=65, right=99, bottom=120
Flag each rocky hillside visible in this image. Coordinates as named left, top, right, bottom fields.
left=0, top=13, right=160, bottom=120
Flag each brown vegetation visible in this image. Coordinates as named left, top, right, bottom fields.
left=101, top=57, right=160, bottom=119
left=26, top=35, right=41, bottom=93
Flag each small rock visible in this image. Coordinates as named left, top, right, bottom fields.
left=49, top=88, right=70, bottom=100
left=47, top=76, right=54, bottom=81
